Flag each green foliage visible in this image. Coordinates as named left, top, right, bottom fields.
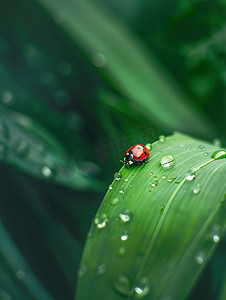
left=75, top=133, right=226, bottom=300
left=0, top=0, right=225, bottom=300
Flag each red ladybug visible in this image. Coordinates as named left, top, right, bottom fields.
left=121, top=144, right=150, bottom=168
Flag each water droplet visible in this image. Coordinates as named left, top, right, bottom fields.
left=212, top=235, right=220, bottom=243
left=119, top=188, right=125, bottom=194
left=186, top=172, right=195, bottom=181
left=149, top=172, right=153, bottom=176
left=57, top=61, right=72, bottom=76
left=13, top=140, right=30, bottom=157
left=193, top=183, right=201, bottom=194
left=213, top=138, right=221, bottom=147
left=160, top=155, right=175, bottom=168
left=145, top=143, right=152, bottom=150
left=159, top=135, right=165, bottom=143
left=94, top=213, right=109, bottom=229
left=118, top=247, right=126, bottom=256
left=111, top=198, right=119, bottom=206
left=119, top=210, right=132, bottom=223
left=16, top=269, right=26, bottom=280
left=168, top=177, right=175, bottom=183
left=97, top=264, right=106, bottom=275
left=134, top=277, right=150, bottom=298
left=162, top=175, right=167, bottom=180
left=114, top=172, right=122, bottom=181
left=121, top=231, right=129, bottom=241
left=195, top=252, right=204, bottom=264
left=198, top=145, right=205, bottom=151
left=113, top=274, right=131, bottom=296
left=41, top=166, right=52, bottom=178
left=203, top=152, right=208, bottom=156
left=150, top=180, right=158, bottom=187
left=211, top=150, right=226, bottom=160
left=186, top=146, right=191, bottom=151
left=2, top=90, right=14, bottom=105
left=124, top=178, right=129, bottom=182
left=109, top=184, right=114, bottom=190
left=92, top=52, right=107, bottom=68
left=78, top=265, right=87, bottom=278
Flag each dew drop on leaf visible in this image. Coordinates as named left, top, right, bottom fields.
left=203, top=152, right=208, bottom=156
left=94, top=213, right=108, bottom=229
left=78, top=265, right=87, bottom=278
left=198, top=145, right=205, bottom=151
left=213, top=138, right=222, bottom=147
left=97, top=264, right=106, bottom=275
left=159, top=135, right=165, bottom=143
left=211, top=150, right=226, bottom=160
left=119, top=210, right=132, bottom=223
left=92, top=52, right=107, bottom=68
left=118, top=247, right=126, bottom=256
left=109, top=184, right=114, bottom=190
left=2, top=90, right=14, bottom=105
left=150, top=180, right=159, bottom=187
left=186, top=172, right=196, bottom=181
left=119, top=188, right=125, bottom=194
left=41, top=166, right=53, bottom=178
left=113, top=274, right=131, bottom=296
left=193, top=183, right=201, bottom=194
left=160, top=155, right=175, bottom=168
left=16, top=269, right=26, bottom=280
left=162, top=175, right=167, bottom=179
left=134, top=277, right=150, bottom=298
left=145, top=143, right=152, bottom=150
left=195, top=252, right=205, bottom=264
left=114, top=172, right=122, bottom=180
left=212, top=235, right=220, bottom=243
left=111, top=198, right=119, bottom=206
left=121, top=231, right=129, bottom=241
left=14, top=140, right=30, bottom=157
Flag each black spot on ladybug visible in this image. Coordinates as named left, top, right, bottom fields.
left=144, top=151, right=147, bottom=155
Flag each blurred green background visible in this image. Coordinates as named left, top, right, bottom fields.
left=0, top=0, right=225, bottom=299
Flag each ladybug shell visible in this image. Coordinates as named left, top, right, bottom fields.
left=125, top=144, right=150, bottom=161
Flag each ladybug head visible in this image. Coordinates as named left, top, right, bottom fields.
left=120, top=150, right=135, bottom=168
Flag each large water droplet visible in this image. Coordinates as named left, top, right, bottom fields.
left=134, top=277, right=150, bottom=298
left=95, top=213, right=109, bottom=229
left=41, top=166, right=53, bottom=178
left=78, top=265, right=87, bottom=278
left=113, top=274, right=131, bottom=296
left=145, top=143, right=152, bottom=150
left=97, top=264, right=106, bottom=275
left=119, top=210, right=132, bottom=223
left=212, top=234, right=220, bottom=243
left=114, top=172, right=122, bottom=181
left=193, top=183, right=201, bottom=194
left=159, top=135, right=165, bottom=143
left=211, top=150, right=226, bottom=160
left=186, top=172, right=196, bottom=181
left=160, top=155, right=175, bottom=168
left=109, top=184, right=114, bottom=191
left=111, top=198, right=119, bottom=206
left=162, top=175, right=167, bottom=180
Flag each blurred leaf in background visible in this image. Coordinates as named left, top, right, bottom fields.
left=0, top=0, right=225, bottom=299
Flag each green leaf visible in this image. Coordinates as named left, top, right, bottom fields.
left=37, top=0, right=216, bottom=138
left=75, top=132, right=226, bottom=300
left=0, top=105, right=104, bottom=191
left=0, top=220, right=54, bottom=300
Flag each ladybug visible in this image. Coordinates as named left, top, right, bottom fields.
left=120, top=144, right=150, bottom=168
